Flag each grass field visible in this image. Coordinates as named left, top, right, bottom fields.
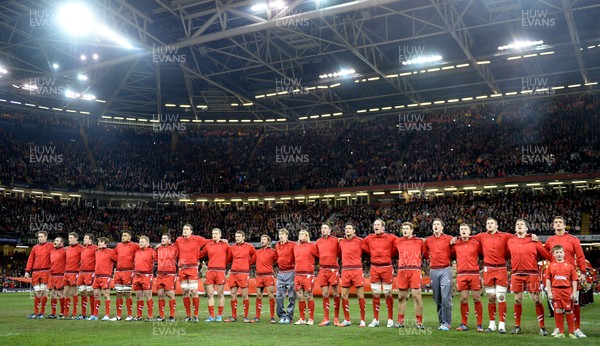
left=0, top=292, right=598, bottom=345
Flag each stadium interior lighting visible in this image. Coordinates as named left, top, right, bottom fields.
left=251, top=1, right=286, bottom=12
left=52, top=63, right=59, bottom=69
left=498, top=40, right=543, bottom=51
left=98, top=25, right=134, bottom=49
left=92, top=53, right=99, bottom=60
left=319, top=68, right=355, bottom=79
left=0, top=66, right=7, bottom=74
left=401, top=55, right=442, bottom=65
left=57, top=3, right=96, bottom=36
left=57, top=3, right=134, bottom=49
left=80, top=54, right=87, bottom=61
left=77, top=73, right=88, bottom=81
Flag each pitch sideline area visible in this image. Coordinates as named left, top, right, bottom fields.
left=0, top=293, right=598, bottom=345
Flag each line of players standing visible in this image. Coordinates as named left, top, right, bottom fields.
left=24, top=216, right=589, bottom=338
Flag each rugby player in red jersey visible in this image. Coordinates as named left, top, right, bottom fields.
left=112, top=230, right=140, bottom=321
left=315, top=223, right=340, bottom=326
left=253, top=234, right=277, bottom=323
left=467, top=217, right=513, bottom=333
left=394, top=222, right=426, bottom=330
left=226, top=231, right=256, bottom=323
left=507, top=219, right=551, bottom=336
left=76, top=234, right=97, bottom=320
left=156, top=234, right=178, bottom=322
left=25, top=231, right=54, bottom=319
left=275, top=228, right=296, bottom=324
left=425, top=218, right=453, bottom=331
left=453, top=224, right=484, bottom=332
left=174, top=224, right=209, bottom=322
left=89, top=237, right=116, bottom=321
left=337, top=224, right=367, bottom=327
left=363, top=219, right=397, bottom=328
left=63, top=232, right=83, bottom=319
left=293, top=230, right=319, bottom=325
left=48, top=237, right=66, bottom=319
left=132, top=236, right=156, bottom=321
left=199, top=228, right=230, bottom=322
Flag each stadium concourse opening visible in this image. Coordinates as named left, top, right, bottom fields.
left=0, top=0, right=599, bottom=344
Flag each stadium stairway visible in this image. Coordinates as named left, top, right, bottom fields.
left=171, top=132, right=178, bottom=157
left=79, top=126, right=97, bottom=170
left=247, top=133, right=265, bottom=164
left=581, top=212, right=591, bottom=234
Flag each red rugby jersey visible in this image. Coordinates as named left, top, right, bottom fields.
left=275, top=241, right=296, bottom=272
left=425, top=233, right=453, bottom=268
left=453, top=238, right=482, bottom=273
left=115, top=241, right=140, bottom=270
left=471, top=231, right=513, bottom=267
left=25, top=242, right=53, bottom=273
left=316, top=236, right=339, bottom=268
left=338, top=236, right=365, bottom=269
left=255, top=246, right=277, bottom=275
left=175, top=235, right=209, bottom=267
left=394, top=236, right=426, bottom=269
left=228, top=242, right=256, bottom=272
left=65, top=243, right=83, bottom=272
left=545, top=261, right=578, bottom=288
left=50, top=246, right=66, bottom=275
left=544, top=233, right=586, bottom=272
left=293, top=242, right=319, bottom=275
left=507, top=236, right=551, bottom=275
left=94, top=248, right=117, bottom=276
left=199, top=240, right=230, bottom=271
left=134, top=247, right=156, bottom=274
left=156, top=244, right=178, bottom=273
left=80, top=244, right=97, bottom=272
left=364, top=233, right=397, bottom=266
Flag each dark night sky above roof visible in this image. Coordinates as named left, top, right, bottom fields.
left=0, top=0, right=599, bottom=123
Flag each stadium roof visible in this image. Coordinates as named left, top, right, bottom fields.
left=0, top=0, right=599, bottom=124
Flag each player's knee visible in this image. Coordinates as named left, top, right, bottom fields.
left=496, top=286, right=507, bottom=302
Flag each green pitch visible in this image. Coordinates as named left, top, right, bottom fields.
left=0, top=293, right=598, bottom=345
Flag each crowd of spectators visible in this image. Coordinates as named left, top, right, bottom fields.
left=0, top=94, right=598, bottom=193
left=1, top=188, right=597, bottom=243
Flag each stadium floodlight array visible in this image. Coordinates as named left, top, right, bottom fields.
left=251, top=1, right=286, bottom=12
left=498, top=40, right=543, bottom=51
left=0, top=66, right=8, bottom=75
left=401, top=55, right=443, bottom=65
left=319, top=68, right=356, bottom=79
left=65, top=89, right=96, bottom=101
left=57, top=3, right=134, bottom=49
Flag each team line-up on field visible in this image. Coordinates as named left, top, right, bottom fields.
left=24, top=216, right=588, bottom=339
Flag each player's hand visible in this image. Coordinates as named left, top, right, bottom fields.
left=579, top=273, right=586, bottom=285
left=571, top=292, right=578, bottom=302
left=24, top=272, right=30, bottom=279
left=450, top=237, right=457, bottom=245
left=531, top=234, right=539, bottom=242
